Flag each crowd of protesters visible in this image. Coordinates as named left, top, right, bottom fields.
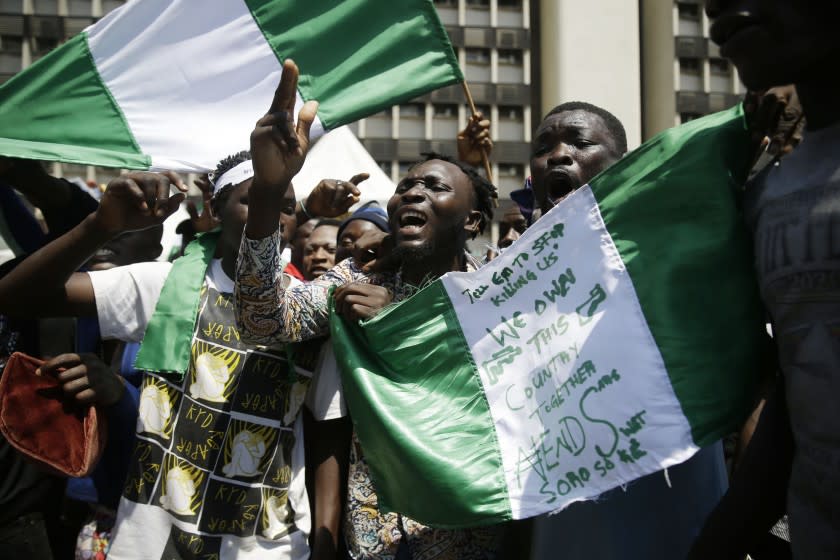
left=0, top=1, right=837, bottom=559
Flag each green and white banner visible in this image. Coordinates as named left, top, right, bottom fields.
left=331, top=105, right=766, bottom=527
left=0, top=0, right=461, bottom=172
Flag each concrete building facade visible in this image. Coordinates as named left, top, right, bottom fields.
left=0, top=0, right=742, bottom=215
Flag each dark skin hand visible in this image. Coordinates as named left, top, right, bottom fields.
left=334, top=282, right=394, bottom=322
left=37, top=352, right=125, bottom=407
left=457, top=112, right=493, bottom=167
left=744, top=85, right=805, bottom=166
left=298, top=173, right=368, bottom=224
left=187, top=174, right=220, bottom=234
left=354, top=229, right=393, bottom=272
left=0, top=171, right=185, bottom=318
left=0, top=156, right=74, bottom=213
left=246, top=59, right=318, bottom=240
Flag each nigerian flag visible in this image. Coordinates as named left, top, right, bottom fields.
left=330, top=105, right=765, bottom=527
left=0, top=0, right=461, bottom=172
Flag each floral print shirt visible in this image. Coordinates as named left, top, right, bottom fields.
left=235, top=231, right=501, bottom=559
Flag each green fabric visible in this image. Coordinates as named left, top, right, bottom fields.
left=0, top=33, right=149, bottom=169
left=589, top=105, right=765, bottom=445
left=330, top=282, right=511, bottom=527
left=134, top=232, right=219, bottom=377
left=245, top=0, right=463, bottom=129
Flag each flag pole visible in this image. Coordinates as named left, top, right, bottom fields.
left=461, top=80, right=495, bottom=187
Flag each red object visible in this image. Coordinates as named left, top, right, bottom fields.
left=284, top=262, right=304, bottom=281
left=0, top=352, right=106, bottom=477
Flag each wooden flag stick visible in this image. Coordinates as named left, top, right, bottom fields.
left=461, top=80, right=494, bottom=185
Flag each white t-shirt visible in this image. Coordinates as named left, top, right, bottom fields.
left=89, top=259, right=342, bottom=560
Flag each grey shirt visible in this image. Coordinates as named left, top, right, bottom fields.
left=746, top=121, right=840, bottom=558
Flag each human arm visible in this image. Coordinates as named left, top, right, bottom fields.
left=236, top=60, right=357, bottom=344
left=688, top=374, right=793, bottom=559
left=237, top=236, right=366, bottom=344
left=0, top=172, right=185, bottom=318
left=0, top=157, right=99, bottom=237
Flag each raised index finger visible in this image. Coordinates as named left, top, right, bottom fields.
left=268, top=59, right=300, bottom=115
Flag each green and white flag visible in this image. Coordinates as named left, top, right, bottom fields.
left=0, top=0, right=461, bottom=172
left=330, top=105, right=766, bottom=527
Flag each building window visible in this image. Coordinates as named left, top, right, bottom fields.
left=0, top=36, right=23, bottom=54
left=679, top=57, right=701, bottom=73
left=499, top=163, right=524, bottom=177
left=680, top=112, right=702, bottom=123
left=677, top=2, right=701, bottom=20
left=364, top=109, right=392, bottom=137
left=32, top=36, right=59, bottom=56
left=33, top=0, right=58, bottom=15
left=709, top=58, right=730, bottom=75
left=465, top=104, right=491, bottom=119
left=433, top=0, right=457, bottom=6
left=398, top=161, right=415, bottom=176
left=0, top=0, right=23, bottom=13
left=497, top=49, right=523, bottom=66
left=433, top=104, right=457, bottom=118
left=498, top=0, right=522, bottom=8
left=679, top=57, right=703, bottom=91
left=68, top=0, right=92, bottom=17
left=399, top=103, right=425, bottom=119
left=376, top=161, right=392, bottom=175
left=465, top=48, right=490, bottom=65
left=466, top=0, right=489, bottom=7
left=498, top=105, right=523, bottom=121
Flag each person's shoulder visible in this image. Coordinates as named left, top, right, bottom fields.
left=89, top=260, right=173, bottom=279
left=87, top=260, right=174, bottom=294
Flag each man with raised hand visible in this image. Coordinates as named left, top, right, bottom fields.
left=236, top=60, right=504, bottom=558
left=0, top=131, right=350, bottom=559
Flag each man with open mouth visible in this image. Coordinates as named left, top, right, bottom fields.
left=235, top=60, right=505, bottom=559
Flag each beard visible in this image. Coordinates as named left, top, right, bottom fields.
left=391, top=221, right=466, bottom=279
left=391, top=240, right=436, bottom=265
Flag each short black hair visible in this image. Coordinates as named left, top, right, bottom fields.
left=411, top=152, right=497, bottom=239
left=544, top=102, right=627, bottom=155
left=313, top=218, right=342, bottom=230
left=210, top=150, right=251, bottom=214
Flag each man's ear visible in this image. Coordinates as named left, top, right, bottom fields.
left=464, top=210, right=482, bottom=238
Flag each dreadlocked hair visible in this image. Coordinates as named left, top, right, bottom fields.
left=210, top=150, right=251, bottom=214
left=414, top=152, right=497, bottom=239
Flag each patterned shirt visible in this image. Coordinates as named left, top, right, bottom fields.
left=90, top=259, right=324, bottom=559
left=236, top=231, right=501, bottom=559
left=236, top=231, right=441, bottom=345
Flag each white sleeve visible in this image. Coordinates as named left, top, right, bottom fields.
left=305, top=339, right=347, bottom=421
left=88, top=261, right=173, bottom=342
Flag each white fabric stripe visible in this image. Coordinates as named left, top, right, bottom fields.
left=440, top=185, right=696, bottom=520
left=213, top=159, right=254, bottom=194
left=86, top=0, right=323, bottom=173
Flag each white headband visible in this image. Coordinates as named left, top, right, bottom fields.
left=213, top=159, right=254, bottom=196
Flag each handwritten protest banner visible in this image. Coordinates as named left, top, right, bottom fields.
left=441, top=187, right=694, bottom=519
left=330, top=105, right=765, bottom=527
